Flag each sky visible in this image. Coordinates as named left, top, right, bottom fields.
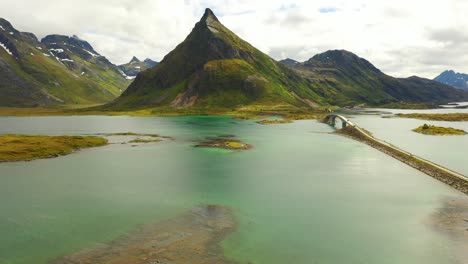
left=1, top=0, right=467, bottom=78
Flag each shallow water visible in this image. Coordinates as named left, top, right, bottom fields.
left=0, top=116, right=466, bottom=264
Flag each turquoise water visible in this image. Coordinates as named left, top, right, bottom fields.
left=0, top=116, right=465, bottom=264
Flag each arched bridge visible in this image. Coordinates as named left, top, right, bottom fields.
left=324, top=114, right=355, bottom=129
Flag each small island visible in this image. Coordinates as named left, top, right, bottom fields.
left=0, top=135, right=108, bottom=162
left=195, top=136, right=252, bottom=150
left=412, top=124, right=467, bottom=135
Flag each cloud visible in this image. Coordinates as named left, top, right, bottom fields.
left=1, top=0, right=467, bottom=78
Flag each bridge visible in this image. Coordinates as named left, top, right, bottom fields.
left=324, top=114, right=355, bottom=128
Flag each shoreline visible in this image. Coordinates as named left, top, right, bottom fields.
left=336, top=126, right=468, bottom=195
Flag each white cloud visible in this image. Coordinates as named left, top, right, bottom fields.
left=1, top=0, right=466, bottom=78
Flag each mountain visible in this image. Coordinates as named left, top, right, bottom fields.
left=434, top=70, right=468, bottom=91
left=279, top=58, right=300, bottom=68
left=281, top=50, right=468, bottom=105
left=118, top=57, right=159, bottom=78
left=0, top=18, right=129, bottom=107
left=110, top=8, right=327, bottom=109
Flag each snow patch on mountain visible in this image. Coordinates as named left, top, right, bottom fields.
left=119, top=69, right=136, bottom=80
left=49, top=48, right=64, bottom=53
left=83, top=49, right=99, bottom=58
left=0, top=42, right=13, bottom=56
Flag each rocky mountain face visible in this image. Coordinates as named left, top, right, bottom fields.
left=434, top=70, right=468, bottom=91
left=281, top=50, right=468, bottom=105
left=110, top=8, right=326, bottom=109
left=0, top=18, right=130, bottom=107
left=118, top=57, right=158, bottom=78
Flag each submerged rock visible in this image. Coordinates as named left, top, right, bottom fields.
left=51, top=205, right=237, bottom=264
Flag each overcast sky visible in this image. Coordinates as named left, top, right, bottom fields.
left=1, top=0, right=467, bottom=78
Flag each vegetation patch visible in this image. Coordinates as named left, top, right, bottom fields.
left=195, top=136, right=252, bottom=150
left=397, top=113, right=468, bottom=121
left=128, top=138, right=162, bottom=143
left=412, top=124, right=467, bottom=135
left=0, top=135, right=107, bottom=162
left=257, top=119, right=292, bottom=125
left=100, top=132, right=161, bottom=137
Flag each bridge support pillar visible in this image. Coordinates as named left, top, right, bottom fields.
left=342, top=121, right=347, bottom=128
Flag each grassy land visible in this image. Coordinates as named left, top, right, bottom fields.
left=0, top=135, right=108, bottom=162
left=0, top=105, right=330, bottom=121
left=397, top=113, right=468, bottom=121
left=412, top=124, right=467, bottom=135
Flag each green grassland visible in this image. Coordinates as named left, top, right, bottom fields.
left=0, top=135, right=108, bottom=162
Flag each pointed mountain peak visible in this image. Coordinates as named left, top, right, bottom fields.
left=200, top=8, right=219, bottom=24
left=130, top=56, right=140, bottom=63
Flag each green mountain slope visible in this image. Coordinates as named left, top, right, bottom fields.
left=111, top=9, right=327, bottom=109
left=283, top=50, right=468, bottom=105
left=0, top=18, right=130, bottom=107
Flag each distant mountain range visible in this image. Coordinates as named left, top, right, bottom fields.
left=1, top=10, right=467, bottom=109
left=118, top=57, right=158, bottom=79
left=434, top=70, right=468, bottom=91
left=0, top=18, right=131, bottom=106
left=110, top=8, right=468, bottom=109
left=279, top=50, right=468, bottom=106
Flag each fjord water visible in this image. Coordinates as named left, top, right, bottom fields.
left=0, top=116, right=465, bottom=264
left=349, top=107, right=468, bottom=176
